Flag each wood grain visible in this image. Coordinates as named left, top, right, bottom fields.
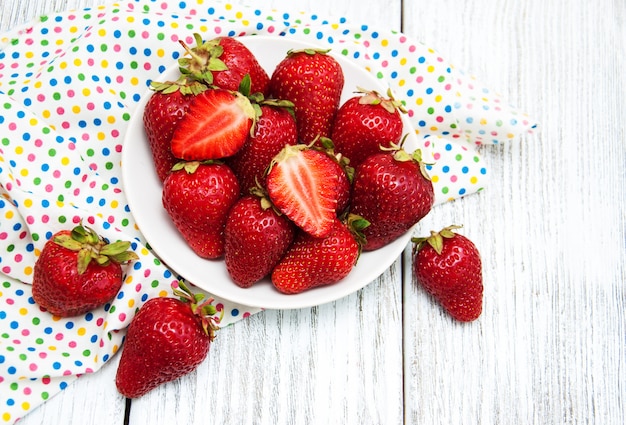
left=3, top=0, right=625, bottom=424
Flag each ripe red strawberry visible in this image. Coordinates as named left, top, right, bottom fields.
left=271, top=215, right=368, bottom=294
left=179, top=34, right=270, bottom=96
left=32, top=223, right=138, bottom=317
left=269, top=48, right=344, bottom=144
left=226, top=99, right=298, bottom=195
left=170, top=88, right=256, bottom=161
left=350, top=145, right=434, bottom=251
left=143, top=80, right=207, bottom=182
left=266, top=144, right=341, bottom=238
left=316, top=137, right=353, bottom=214
left=412, top=226, right=483, bottom=322
left=331, top=88, right=406, bottom=168
left=115, top=282, right=222, bottom=398
left=329, top=157, right=351, bottom=214
left=162, top=161, right=240, bottom=259
left=224, top=193, right=296, bottom=287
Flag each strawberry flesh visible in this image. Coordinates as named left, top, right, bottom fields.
left=266, top=146, right=339, bottom=238
left=170, top=89, right=255, bottom=160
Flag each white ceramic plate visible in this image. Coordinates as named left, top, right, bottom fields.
left=122, top=35, right=419, bottom=309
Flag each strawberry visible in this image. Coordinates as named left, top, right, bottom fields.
left=170, top=88, right=256, bottom=161
left=265, top=144, right=341, bottom=238
left=115, top=281, right=222, bottom=398
left=269, top=48, right=344, bottom=144
left=317, top=137, right=353, bottom=214
left=162, top=161, right=240, bottom=259
left=271, top=215, right=368, bottom=294
left=329, top=157, right=352, bottom=214
left=32, top=223, right=138, bottom=317
left=331, top=88, right=406, bottom=168
left=349, top=144, right=434, bottom=251
left=224, top=192, right=296, bottom=287
left=179, top=34, right=270, bottom=96
left=412, top=226, right=483, bottom=322
left=143, top=79, right=207, bottom=182
left=226, top=98, right=298, bottom=195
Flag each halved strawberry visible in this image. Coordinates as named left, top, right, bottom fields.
left=170, top=88, right=256, bottom=160
left=266, top=144, right=340, bottom=238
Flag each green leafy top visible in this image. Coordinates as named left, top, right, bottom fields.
left=53, top=223, right=139, bottom=274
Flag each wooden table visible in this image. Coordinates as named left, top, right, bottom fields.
left=2, top=0, right=624, bottom=423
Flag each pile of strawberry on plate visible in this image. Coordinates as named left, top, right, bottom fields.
left=142, top=34, right=482, bottom=319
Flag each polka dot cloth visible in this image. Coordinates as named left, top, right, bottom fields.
left=0, top=0, right=536, bottom=422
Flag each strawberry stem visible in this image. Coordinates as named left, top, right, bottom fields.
left=172, top=280, right=223, bottom=340
left=286, top=47, right=332, bottom=57
left=53, top=222, right=138, bottom=274
left=345, top=213, right=370, bottom=254
left=411, top=225, right=463, bottom=255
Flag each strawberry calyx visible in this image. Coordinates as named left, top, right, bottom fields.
left=379, top=137, right=412, bottom=161
left=53, top=223, right=139, bottom=274
left=412, top=225, right=464, bottom=255
left=265, top=143, right=307, bottom=174
left=355, top=86, right=407, bottom=114
left=315, top=136, right=355, bottom=183
left=286, top=47, right=332, bottom=57
left=259, top=97, right=296, bottom=118
left=172, top=280, right=223, bottom=341
left=149, top=78, right=208, bottom=96
left=379, top=137, right=433, bottom=180
left=241, top=82, right=296, bottom=132
left=249, top=183, right=282, bottom=214
left=178, top=33, right=229, bottom=85
left=170, top=160, right=223, bottom=174
left=344, top=213, right=370, bottom=254
left=267, top=140, right=340, bottom=178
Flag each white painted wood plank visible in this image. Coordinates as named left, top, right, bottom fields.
left=403, top=0, right=626, bottom=424
left=15, top=355, right=127, bottom=425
